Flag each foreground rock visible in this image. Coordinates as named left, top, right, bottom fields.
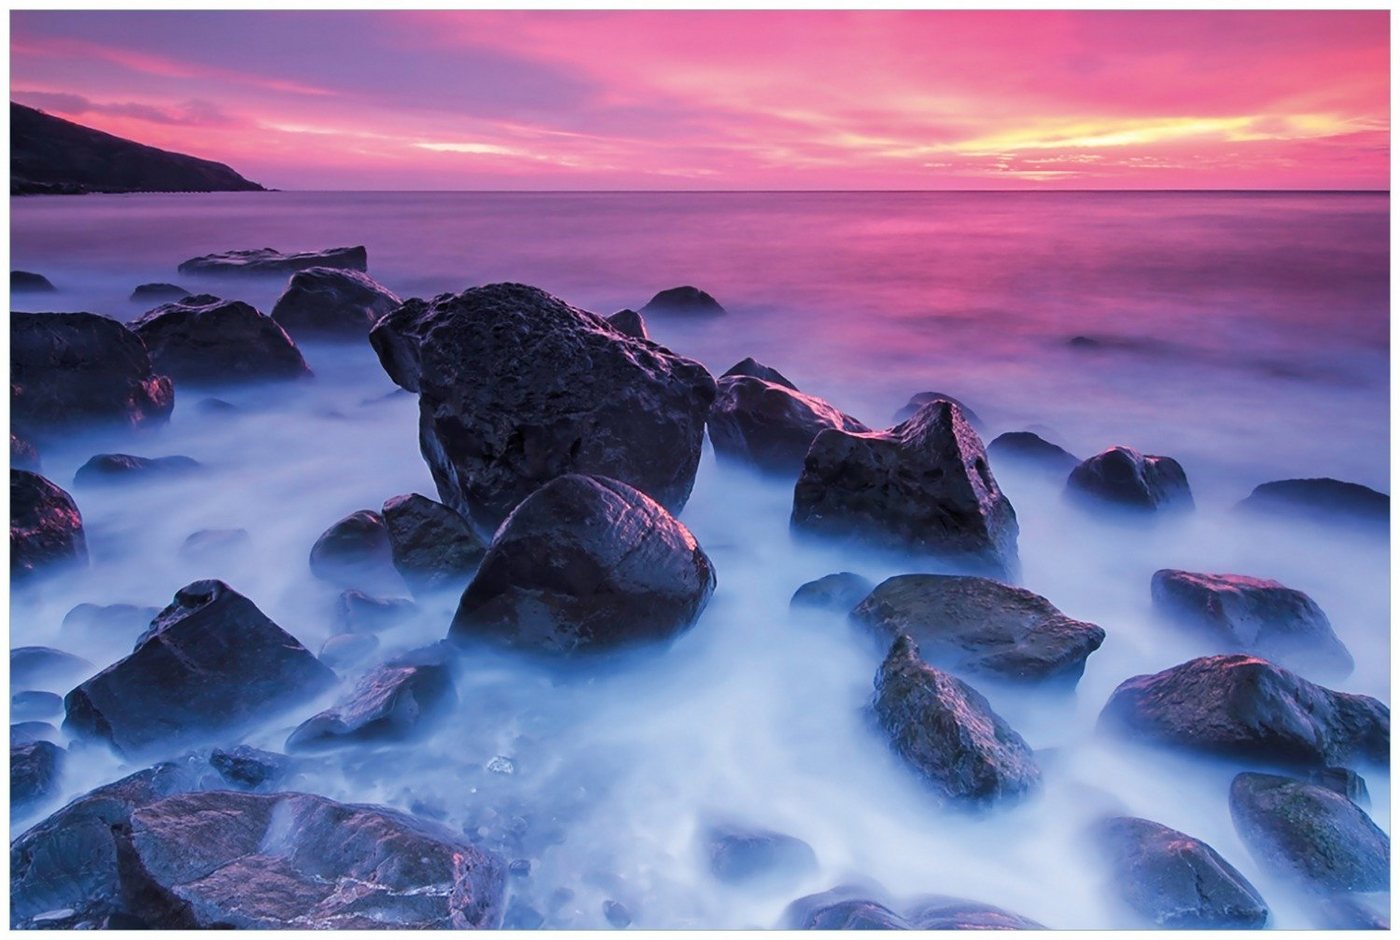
left=1094, top=815, right=1268, bottom=928
left=12, top=741, right=64, bottom=813
left=705, top=824, right=817, bottom=886
left=853, top=575, right=1104, bottom=685
left=988, top=431, right=1080, bottom=475
left=308, top=509, right=397, bottom=588
left=131, top=295, right=311, bottom=384
left=1099, top=655, right=1388, bottom=767
left=873, top=636, right=1040, bottom=806
left=722, top=356, right=797, bottom=390
left=790, top=572, right=874, bottom=613
left=178, top=245, right=367, bottom=277
left=709, top=375, right=868, bottom=475
left=792, top=400, right=1019, bottom=578
left=287, top=660, right=455, bottom=750
left=74, top=453, right=201, bottom=487
left=640, top=285, right=725, bottom=316
left=382, top=493, right=486, bottom=592
left=12, top=270, right=55, bottom=293
left=605, top=308, right=648, bottom=339
left=270, top=266, right=401, bottom=338
left=1237, top=478, right=1388, bottom=527
left=1066, top=446, right=1193, bottom=513
left=370, top=283, right=715, bottom=531
left=64, top=580, right=335, bottom=756
left=784, top=887, right=1041, bottom=930
left=12, top=311, right=174, bottom=439
left=12, top=470, right=88, bottom=582
left=1151, top=569, right=1353, bottom=678
left=130, top=282, right=189, bottom=303
left=893, top=391, right=983, bottom=428
left=452, top=474, right=715, bottom=654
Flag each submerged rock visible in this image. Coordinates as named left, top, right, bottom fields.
left=705, top=824, right=817, bottom=886
left=370, top=282, right=716, bottom=532
left=381, top=492, right=486, bottom=592
left=287, top=661, right=455, bottom=751
left=1236, top=478, right=1388, bottom=527
left=61, top=602, right=159, bottom=639
left=74, top=453, right=201, bottom=487
left=12, top=645, right=93, bottom=689
left=12, top=270, right=56, bottom=293
left=208, top=745, right=291, bottom=791
left=605, top=308, right=649, bottom=340
left=179, top=527, right=251, bottom=562
left=1310, top=766, right=1370, bottom=806
left=640, top=284, right=725, bottom=316
left=11, top=431, right=40, bottom=471
left=178, top=244, right=368, bottom=277
left=852, top=575, right=1104, bottom=685
left=12, top=470, right=87, bottom=582
left=452, top=474, right=716, bottom=654
left=790, top=572, right=875, bottom=614
left=792, top=400, right=1019, bottom=578
left=334, top=590, right=417, bottom=634
left=270, top=266, right=401, bottom=338
left=131, top=295, right=312, bottom=385
left=1151, top=569, right=1353, bottom=678
left=319, top=632, right=379, bottom=671
left=709, top=375, right=868, bottom=475
left=12, top=741, right=64, bottom=812
left=893, top=391, right=983, bottom=428
left=308, top=509, right=397, bottom=588
left=130, top=282, right=190, bottom=303
left=11, top=722, right=60, bottom=746
left=1099, top=655, right=1388, bottom=767
left=988, top=431, right=1080, bottom=475
left=1066, top=446, right=1193, bottom=513
left=721, top=356, right=798, bottom=390
left=13, top=691, right=63, bottom=721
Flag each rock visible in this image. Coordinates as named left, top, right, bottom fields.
left=11, top=311, right=173, bottom=439
left=709, top=375, right=868, bottom=475
left=792, top=400, right=1019, bottom=578
left=130, top=282, right=190, bottom=303
left=73, top=453, right=201, bottom=487
left=130, top=294, right=312, bottom=385
left=63, top=580, right=335, bottom=756
left=705, top=824, right=817, bottom=886
left=369, top=283, right=715, bottom=532
left=451, top=474, right=716, bottom=654
left=1310, top=767, right=1369, bottom=806
left=988, top=431, right=1079, bottom=475
left=13, top=691, right=63, bottom=721
left=61, top=602, right=159, bottom=639
left=852, top=575, right=1104, bottom=685
left=381, top=493, right=486, bottom=592
left=1236, top=478, right=1388, bottom=527
left=603, top=900, right=632, bottom=928
left=893, top=391, right=983, bottom=428
left=504, top=900, right=545, bottom=929
left=270, top=266, right=401, bottom=338
left=606, top=309, right=649, bottom=340
left=12, top=470, right=87, bottom=582
left=12, top=741, right=63, bottom=812
left=791, top=897, right=911, bottom=930
left=1099, top=655, right=1388, bottom=767
left=1066, top=446, right=1193, bottom=513
left=286, top=661, right=455, bottom=751
left=1230, top=772, right=1389, bottom=894
left=1093, top=815, right=1268, bottom=928
left=179, top=527, right=251, bottom=562
left=12, top=270, right=56, bottom=292
left=872, top=635, right=1041, bottom=806
left=11, top=431, right=40, bottom=471
left=12, top=722, right=60, bottom=746
left=334, top=590, right=417, bottom=634
left=195, top=396, right=239, bottom=415
left=905, top=897, right=1045, bottom=930
left=177, top=245, right=368, bottom=277
left=1151, top=569, right=1353, bottom=678
left=319, top=633, right=379, bottom=670
left=208, top=746, right=290, bottom=791
left=721, top=356, right=797, bottom=391
left=309, top=509, right=397, bottom=588
left=640, top=285, right=725, bottom=316
left=790, top=572, right=874, bottom=613
left=11, top=646, right=93, bottom=689
left=1313, top=894, right=1389, bottom=929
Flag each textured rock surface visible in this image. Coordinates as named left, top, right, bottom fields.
left=286, top=661, right=456, bottom=750
left=709, top=375, right=868, bottom=475
left=640, top=284, right=725, bottom=316
left=74, top=453, right=201, bottom=487
left=11, top=431, right=41, bottom=472
left=1237, top=478, right=1388, bottom=526
left=988, top=431, right=1080, bottom=475
left=1066, top=445, right=1193, bottom=512
left=131, top=295, right=311, bottom=384
left=721, top=356, right=797, bottom=390
left=12, top=741, right=64, bottom=813
left=12, top=470, right=88, bottom=582
left=270, top=266, right=401, bottom=338
left=905, top=896, right=1045, bottom=930
left=178, top=245, right=367, bottom=277
left=381, top=493, right=486, bottom=592
left=790, top=572, right=875, bottom=613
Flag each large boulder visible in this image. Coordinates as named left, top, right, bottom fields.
left=640, top=285, right=725, bottom=316
left=1151, top=569, right=1353, bottom=678
left=1099, top=655, right=1388, bottom=767
left=74, top=453, right=201, bottom=488
left=63, top=580, right=335, bottom=756
left=381, top=493, right=486, bottom=592
left=792, top=400, right=1019, bottom=579
left=872, top=635, right=1041, bottom=807
left=893, top=391, right=982, bottom=428
left=286, top=661, right=455, bottom=751
left=12, top=311, right=173, bottom=439
left=1236, top=478, right=1388, bottom=527
left=308, top=509, right=397, bottom=589
left=721, top=356, right=797, bottom=390
left=1093, top=815, right=1269, bottom=928
left=131, top=295, right=311, bottom=385
left=852, top=575, right=1104, bottom=685
left=12, top=470, right=87, bottom=582
left=270, top=266, right=401, bottom=339
left=708, top=375, right=868, bottom=475
left=1066, top=446, right=1193, bottom=513
left=177, top=245, right=367, bottom=277
left=369, top=283, right=716, bottom=531
left=451, top=474, right=715, bottom=654
left=988, top=431, right=1079, bottom=476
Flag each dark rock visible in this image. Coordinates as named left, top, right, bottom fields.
left=852, top=575, right=1104, bottom=685
left=1099, top=655, right=1388, bottom=767
left=508, top=859, right=532, bottom=877
left=1236, top=478, right=1388, bottom=527
left=504, top=900, right=545, bottom=929
left=640, top=285, right=725, bottom=316
left=12, top=741, right=63, bottom=811
left=706, top=824, right=817, bottom=886
left=334, top=590, right=417, bottom=634
left=872, top=635, right=1040, bottom=806
left=178, top=245, right=367, bottom=277
left=309, top=509, right=397, bottom=588
left=1093, top=815, right=1268, bottom=928
left=795, top=898, right=910, bottom=930
left=270, top=266, right=401, bottom=338
left=195, top=396, right=239, bottom=415
left=709, top=375, right=868, bottom=475
left=1068, top=335, right=1101, bottom=349
left=11, top=722, right=59, bottom=746
left=63, top=580, right=335, bottom=757
left=13, top=691, right=63, bottom=721
left=208, top=746, right=290, bottom=791
left=606, top=308, right=649, bottom=340
left=382, top=492, right=486, bottom=592
left=893, top=391, right=983, bottom=428
left=722, top=356, right=797, bottom=391
left=1310, top=766, right=1369, bottom=806
left=369, top=282, right=715, bottom=532
left=11, top=431, right=40, bottom=471
left=1151, top=569, right=1353, bottom=678
left=12, top=270, right=56, bottom=292
left=74, top=453, right=201, bottom=487
left=61, top=602, right=159, bottom=638
left=11, top=470, right=87, bottom=582
left=179, top=527, right=251, bottom=562
left=319, top=632, right=379, bottom=670
left=1230, top=772, right=1389, bottom=894
left=451, top=474, right=715, bottom=654
left=287, top=661, right=455, bottom=751
left=1066, top=446, right=1193, bottom=513
left=603, top=900, right=632, bottom=928
left=130, top=295, right=311, bottom=385
left=130, top=282, right=190, bottom=303
left=792, top=400, right=1019, bottom=578
left=905, top=896, right=1044, bottom=930
left=988, top=431, right=1079, bottom=475
left=790, top=572, right=874, bottom=614
left=12, top=311, right=173, bottom=439
left=11, top=646, right=93, bottom=689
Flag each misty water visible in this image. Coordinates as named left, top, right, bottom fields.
left=11, top=190, right=1390, bottom=928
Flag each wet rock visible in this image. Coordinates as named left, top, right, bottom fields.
left=12, top=311, right=173, bottom=439
left=179, top=527, right=251, bottom=562
left=370, top=282, right=715, bottom=532
left=1230, top=772, right=1389, bottom=894
left=12, top=741, right=63, bottom=812
left=74, top=453, right=201, bottom=487
left=706, top=824, right=817, bottom=886
left=318, top=632, right=380, bottom=671
left=1310, top=766, right=1369, bottom=806
left=792, top=400, right=1019, bottom=578
left=13, top=691, right=63, bottom=721
left=853, top=575, right=1104, bottom=685
left=11, top=431, right=40, bottom=471
left=451, top=474, right=716, bottom=654
left=270, top=266, right=402, bottom=338
left=12, top=270, right=56, bottom=292
left=709, top=375, right=869, bottom=475
left=287, top=661, right=455, bottom=751
left=130, top=282, right=190, bottom=303
left=640, top=284, right=725, bottom=316
left=790, top=572, right=874, bottom=613
left=1066, top=445, right=1193, bottom=513
left=722, top=356, right=798, bottom=391
left=131, top=294, right=312, bottom=385
left=1236, top=478, right=1388, bottom=527
left=988, top=431, right=1080, bottom=475
left=308, top=509, right=396, bottom=588
left=1093, top=815, right=1269, bottom=928
left=11, top=646, right=93, bottom=689
left=905, top=896, right=1045, bottom=930
left=381, top=492, right=486, bottom=592
left=790, top=896, right=911, bottom=930
left=12, top=722, right=59, bottom=746
left=603, top=900, right=632, bottom=928
left=178, top=244, right=368, bottom=277
left=872, top=635, right=1041, bottom=806
left=606, top=308, right=649, bottom=339
left=334, top=590, right=417, bottom=634
left=209, top=746, right=290, bottom=791
left=1151, top=569, right=1353, bottom=678
left=893, top=391, right=983, bottom=428
left=63, top=580, right=335, bottom=757
left=12, top=470, right=87, bottom=582
left=62, top=602, right=159, bottom=638
left=1099, top=655, right=1388, bottom=767
left=504, top=900, right=545, bottom=929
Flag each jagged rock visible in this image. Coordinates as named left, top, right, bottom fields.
left=179, top=527, right=251, bottom=562
left=130, top=295, right=311, bottom=385
left=13, top=691, right=63, bottom=721
left=790, top=572, right=874, bottom=613
left=178, top=245, right=367, bottom=277
left=308, top=509, right=396, bottom=588
left=606, top=308, right=648, bottom=340
left=286, top=661, right=455, bottom=751
left=319, top=632, right=379, bottom=670
left=370, top=283, right=715, bottom=532
left=74, top=453, right=201, bottom=487
left=11, top=431, right=40, bottom=471
left=208, top=746, right=290, bottom=791
left=12, top=646, right=93, bottom=689
left=705, top=824, right=817, bottom=885
left=1066, top=446, right=1193, bottom=513
left=61, top=602, right=159, bottom=639
left=452, top=474, right=715, bottom=654
left=12, top=270, right=55, bottom=293
left=893, top=391, right=983, bottom=428
left=381, top=493, right=486, bottom=592
left=270, top=266, right=401, bottom=338
left=1099, top=655, right=1388, bottom=767
left=1310, top=767, right=1369, bottom=806
left=12, top=741, right=63, bottom=812
left=1237, top=478, right=1388, bottom=527
left=130, top=282, right=190, bottom=303
left=852, top=575, right=1104, bottom=685
left=709, top=375, right=868, bottom=475
left=988, top=431, right=1079, bottom=475
left=640, top=285, right=725, bottom=316
left=334, top=590, right=417, bottom=634
left=721, top=357, right=797, bottom=390
left=905, top=897, right=1044, bottom=930
left=12, top=470, right=87, bottom=582
left=792, top=400, right=1019, bottom=578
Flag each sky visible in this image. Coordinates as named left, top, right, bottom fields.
left=9, top=10, right=1390, bottom=191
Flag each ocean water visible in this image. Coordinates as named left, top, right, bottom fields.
left=10, top=190, right=1390, bottom=928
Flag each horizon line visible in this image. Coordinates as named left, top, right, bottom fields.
left=241, top=188, right=1391, bottom=195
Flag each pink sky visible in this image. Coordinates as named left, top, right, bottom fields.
left=10, top=10, right=1390, bottom=191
